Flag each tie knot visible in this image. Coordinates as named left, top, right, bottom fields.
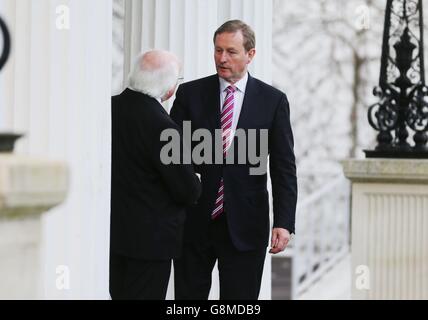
left=226, top=85, right=236, bottom=94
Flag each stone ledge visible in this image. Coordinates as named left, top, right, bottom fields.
left=0, top=154, right=68, bottom=219
left=341, top=158, right=428, bottom=184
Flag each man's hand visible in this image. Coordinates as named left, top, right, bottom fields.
left=269, top=228, right=291, bottom=254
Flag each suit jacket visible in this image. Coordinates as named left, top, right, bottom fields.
left=110, top=89, right=202, bottom=260
left=170, top=74, right=297, bottom=251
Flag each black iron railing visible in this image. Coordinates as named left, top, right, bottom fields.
left=365, top=0, right=428, bottom=158
left=0, top=15, right=10, bottom=72
left=0, top=15, right=20, bottom=152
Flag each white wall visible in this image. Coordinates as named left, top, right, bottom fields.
left=0, top=0, right=112, bottom=299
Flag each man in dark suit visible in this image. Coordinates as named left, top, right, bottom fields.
left=110, top=50, right=201, bottom=300
left=170, top=20, right=297, bottom=300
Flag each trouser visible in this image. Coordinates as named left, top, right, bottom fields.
left=109, top=252, right=171, bottom=300
left=174, top=213, right=266, bottom=300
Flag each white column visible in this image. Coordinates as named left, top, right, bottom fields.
left=0, top=0, right=112, bottom=299
left=343, top=159, right=428, bottom=300
left=0, top=154, right=68, bottom=299
left=120, top=0, right=273, bottom=300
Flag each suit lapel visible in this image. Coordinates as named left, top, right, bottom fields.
left=203, top=75, right=221, bottom=130
left=236, top=74, right=259, bottom=130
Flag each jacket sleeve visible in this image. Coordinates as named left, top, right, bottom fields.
left=170, top=84, right=200, bottom=174
left=269, top=93, right=298, bottom=234
left=149, top=114, right=202, bottom=206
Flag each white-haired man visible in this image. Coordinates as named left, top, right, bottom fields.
left=110, top=50, right=201, bottom=300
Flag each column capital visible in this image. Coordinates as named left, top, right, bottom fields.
left=0, top=154, right=68, bottom=219
left=341, top=158, right=428, bottom=184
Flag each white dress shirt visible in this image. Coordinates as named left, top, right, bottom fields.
left=218, top=72, right=248, bottom=136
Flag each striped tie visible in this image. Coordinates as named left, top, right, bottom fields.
left=212, top=85, right=236, bottom=220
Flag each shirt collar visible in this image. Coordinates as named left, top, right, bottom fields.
left=219, top=72, right=248, bottom=94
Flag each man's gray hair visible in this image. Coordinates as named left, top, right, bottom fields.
left=214, top=20, right=255, bottom=52
left=128, top=50, right=180, bottom=99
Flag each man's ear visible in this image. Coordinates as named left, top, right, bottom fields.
left=161, top=88, right=175, bottom=102
left=167, top=88, right=175, bottom=99
left=247, top=48, right=256, bottom=64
